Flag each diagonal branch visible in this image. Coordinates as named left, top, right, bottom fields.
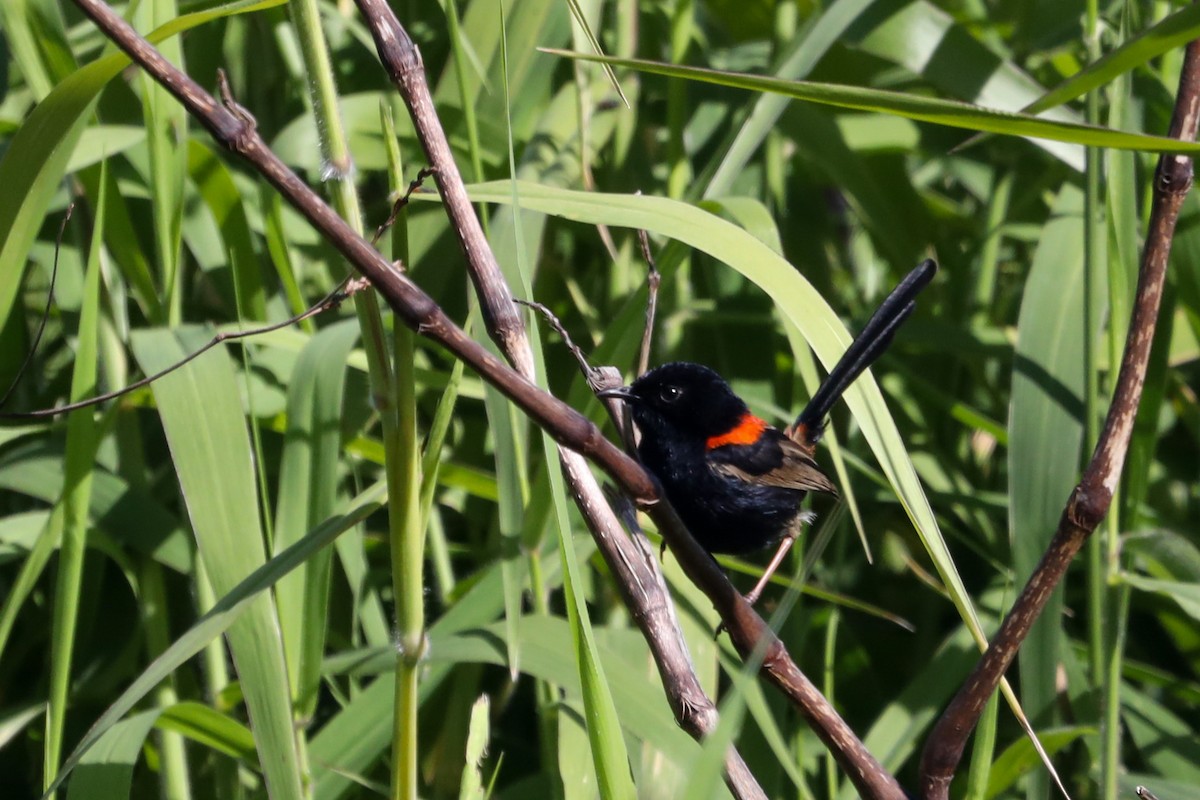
left=351, top=2, right=759, bottom=796
left=919, top=38, right=1200, bottom=800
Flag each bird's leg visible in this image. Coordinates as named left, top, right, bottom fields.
left=745, top=511, right=813, bottom=607
left=744, top=533, right=797, bottom=607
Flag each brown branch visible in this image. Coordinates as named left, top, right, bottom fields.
left=350, top=0, right=528, bottom=373
left=918, top=39, right=1200, bottom=800
left=351, top=3, right=763, bottom=797
left=72, top=2, right=900, bottom=797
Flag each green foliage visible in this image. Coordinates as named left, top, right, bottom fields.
left=1, top=1, right=1198, bottom=799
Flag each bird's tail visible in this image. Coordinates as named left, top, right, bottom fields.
left=789, top=259, right=937, bottom=446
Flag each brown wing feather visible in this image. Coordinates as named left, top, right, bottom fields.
left=713, top=437, right=838, bottom=496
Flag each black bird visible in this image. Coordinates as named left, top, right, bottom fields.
left=600, top=259, right=936, bottom=605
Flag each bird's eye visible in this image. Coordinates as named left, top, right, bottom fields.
left=659, top=385, right=682, bottom=404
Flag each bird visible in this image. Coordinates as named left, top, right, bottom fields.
left=599, top=259, right=936, bottom=606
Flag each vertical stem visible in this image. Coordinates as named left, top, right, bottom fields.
left=666, top=0, right=693, bottom=201
left=1101, top=580, right=1131, bottom=800
left=822, top=609, right=840, bottom=800
left=141, top=561, right=194, bottom=800
left=382, top=104, right=425, bottom=800
left=390, top=319, right=423, bottom=800
left=1082, top=0, right=1107, bottom=699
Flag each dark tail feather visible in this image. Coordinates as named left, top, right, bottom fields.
left=793, top=259, right=937, bottom=444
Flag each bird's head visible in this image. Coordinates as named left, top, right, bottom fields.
left=599, top=362, right=751, bottom=443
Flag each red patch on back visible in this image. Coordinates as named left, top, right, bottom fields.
left=706, top=412, right=768, bottom=450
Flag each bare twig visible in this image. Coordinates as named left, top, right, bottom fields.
left=919, top=38, right=1200, bottom=800
left=514, top=298, right=596, bottom=379
left=636, top=226, right=660, bottom=379
left=1, top=204, right=74, bottom=410
left=0, top=276, right=366, bottom=420
left=373, top=166, right=436, bottom=245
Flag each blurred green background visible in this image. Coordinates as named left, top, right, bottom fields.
left=1, top=0, right=1199, bottom=798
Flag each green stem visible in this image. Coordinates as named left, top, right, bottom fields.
left=141, top=560, right=194, bottom=800
left=666, top=0, right=693, bottom=201
left=1101, top=577, right=1131, bottom=800
left=382, top=104, right=425, bottom=800
left=1082, top=0, right=1106, bottom=694
left=286, top=4, right=396, bottom=794
left=822, top=609, right=840, bottom=800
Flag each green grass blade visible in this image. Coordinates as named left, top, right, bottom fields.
left=130, top=329, right=304, bottom=799
left=44, top=172, right=105, bottom=792
left=156, top=702, right=258, bottom=766
left=65, top=711, right=161, bottom=800
left=545, top=50, right=1200, bottom=154
left=43, top=482, right=385, bottom=799
left=272, top=321, right=360, bottom=715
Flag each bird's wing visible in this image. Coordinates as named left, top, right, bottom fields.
left=710, top=433, right=838, bottom=496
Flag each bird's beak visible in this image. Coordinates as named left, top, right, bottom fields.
left=597, top=386, right=637, bottom=403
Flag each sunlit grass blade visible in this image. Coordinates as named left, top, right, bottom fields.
left=543, top=49, right=1200, bottom=154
